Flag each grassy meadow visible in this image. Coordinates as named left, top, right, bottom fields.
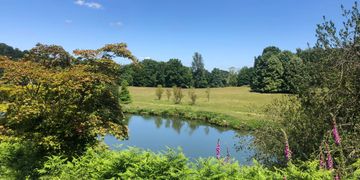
left=124, top=86, right=284, bottom=129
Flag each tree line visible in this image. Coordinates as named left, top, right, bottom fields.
left=119, top=46, right=309, bottom=94
left=0, top=42, right=308, bottom=94
left=120, top=55, right=254, bottom=89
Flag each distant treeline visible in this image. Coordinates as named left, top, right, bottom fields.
left=119, top=58, right=253, bottom=89
left=0, top=42, right=317, bottom=93
left=120, top=46, right=317, bottom=94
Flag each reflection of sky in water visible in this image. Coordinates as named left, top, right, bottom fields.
left=104, top=115, right=255, bottom=165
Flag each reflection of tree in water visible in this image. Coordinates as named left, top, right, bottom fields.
left=233, top=130, right=255, bottom=151
left=204, top=126, right=210, bottom=135
left=188, top=121, right=200, bottom=135
left=141, top=115, right=153, bottom=121
left=171, top=119, right=184, bottom=134
left=233, top=133, right=261, bottom=163
left=154, top=117, right=163, bottom=128
left=214, top=126, right=228, bottom=134
left=165, top=119, right=171, bottom=128
left=128, top=115, right=258, bottom=161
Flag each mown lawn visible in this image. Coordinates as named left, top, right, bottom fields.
left=125, top=86, right=284, bottom=128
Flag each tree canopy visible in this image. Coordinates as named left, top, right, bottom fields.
left=0, top=43, right=26, bottom=60
left=0, top=57, right=127, bottom=156
left=25, top=43, right=73, bottom=69
left=0, top=42, right=137, bottom=157
left=251, top=46, right=304, bottom=93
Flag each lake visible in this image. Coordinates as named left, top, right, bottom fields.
left=104, top=115, right=255, bottom=165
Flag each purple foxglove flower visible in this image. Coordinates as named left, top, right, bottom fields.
left=325, top=143, right=333, bottom=170
left=332, top=121, right=341, bottom=145
left=327, top=153, right=333, bottom=170
left=284, top=141, right=291, bottom=161
left=216, top=139, right=221, bottom=160
left=281, top=129, right=291, bottom=162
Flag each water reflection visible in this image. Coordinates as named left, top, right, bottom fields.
left=105, top=115, right=256, bottom=165
left=123, top=115, right=236, bottom=135
left=154, top=116, right=162, bottom=128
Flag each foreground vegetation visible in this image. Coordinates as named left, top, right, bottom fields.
left=123, top=86, right=283, bottom=130
left=2, top=142, right=359, bottom=179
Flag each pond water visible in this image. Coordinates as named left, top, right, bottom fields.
left=104, top=115, right=255, bottom=165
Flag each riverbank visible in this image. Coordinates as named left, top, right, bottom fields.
left=124, top=86, right=283, bottom=130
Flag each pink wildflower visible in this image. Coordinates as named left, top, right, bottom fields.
left=216, top=139, right=221, bottom=160
left=284, top=141, right=291, bottom=161
left=332, top=120, right=341, bottom=145
left=282, top=129, right=291, bottom=162
left=325, top=143, right=333, bottom=170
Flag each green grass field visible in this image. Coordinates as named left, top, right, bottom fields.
left=125, top=86, right=284, bottom=129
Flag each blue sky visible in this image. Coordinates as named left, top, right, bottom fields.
left=0, top=0, right=355, bottom=70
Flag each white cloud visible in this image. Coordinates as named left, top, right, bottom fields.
left=74, top=0, right=102, bottom=9
left=86, top=2, right=102, bottom=9
left=65, top=19, right=73, bottom=24
left=110, top=21, right=123, bottom=27
left=75, top=0, right=85, bottom=5
left=141, top=57, right=151, bottom=60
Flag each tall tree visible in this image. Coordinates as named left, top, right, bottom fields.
left=209, top=68, right=228, bottom=87
left=191, top=52, right=208, bottom=88
left=227, top=67, right=238, bottom=86
left=277, top=51, right=304, bottom=93
left=132, top=59, right=159, bottom=87
left=165, top=59, right=192, bottom=88
left=251, top=46, right=284, bottom=92
left=262, top=55, right=284, bottom=92
left=119, top=64, right=135, bottom=86
left=237, top=66, right=253, bottom=86
left=156, top=61, right=166, bottom=86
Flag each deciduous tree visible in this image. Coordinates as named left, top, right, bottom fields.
left=155, top=85, right=164, bottom=100
left=191, top=52, right=208, bottom=88
left=0, top=57, right=128, bottom=156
